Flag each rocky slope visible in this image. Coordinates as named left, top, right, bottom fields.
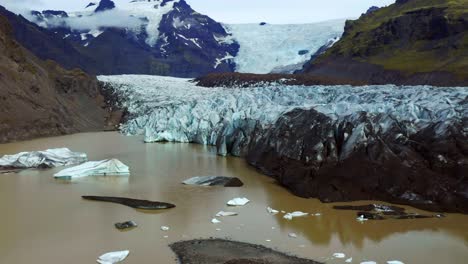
left=302, top=0, right=468, bottom=86
left=99, top=75, right=468, bottom=213
left=0, top=11, right=113, bottom=143
left=8, top=0, right=344, bottom=77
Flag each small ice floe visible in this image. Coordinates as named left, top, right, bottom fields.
left=216, top=211, right=238, bottom=217
left=227, top=197, right=250, bottom=206
left=0, top=148, right=87, bottom=169
left=215, top=228, right=221, bottom=231
left=314, top=213, right=322, bottom=216
left=361, top=261, right=377, bottom=264
left=211, top=218, right=221, bottom=224
left=54, top=159, right=130, bottom=179
left=97, top=250, right=129, bottom=264
left=333, top=253, right=346, bottom=258
left=267, top=207, right=279, bottom=214
left=182, top=176, right=243, bottom=187
left=387, top=261, right=405, bottom=264
left=161, top=226, right=170, bottom=231
left=265, top=239, right=271, bottom=242
left=288, top=233, right=298, bottom=238
left=281, top=210, right=286, bottom=213
left=283, top=211, right=308, bottom=220
left=346, top=257, right=353, bottom=263
left=356, top=215, right=368, bottom=222
left=163, top=235, right=169, bottom=238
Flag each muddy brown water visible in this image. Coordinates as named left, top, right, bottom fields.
left=0, top=132, right=467, bottom=264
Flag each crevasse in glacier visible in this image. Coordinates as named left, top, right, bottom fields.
left=98, top=75, right=467, bottom=156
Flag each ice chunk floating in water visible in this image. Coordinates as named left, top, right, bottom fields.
left=227, top=197, right=250, bottom=206
left=97, top=250, right=129, bottom=264
left=54, top=159, right=129, bottom=179
left=0, top=148, right=86, bottom=169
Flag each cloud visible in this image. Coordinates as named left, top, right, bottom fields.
left=41, top=10, right=143, bottom=31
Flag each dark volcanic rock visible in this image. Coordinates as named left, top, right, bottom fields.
left=170, top=239, right=320, bottom=264
left=182, top=176, right=244, bottom=187
left=115, top=220, right=138, bottom=230
left=94, top=0, right=115, bottom=13
left=245, top=108, right=468, bottom=213
left=82, top=196, right=176, bottom=210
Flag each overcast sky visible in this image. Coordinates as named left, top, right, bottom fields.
left=0, top=0, right=396, bottom=24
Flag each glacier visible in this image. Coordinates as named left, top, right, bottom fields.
left=225, top=20, right=345, bottom=74
left=98, top=75, right=467, bottom=156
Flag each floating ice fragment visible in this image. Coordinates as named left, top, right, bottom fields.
left=267, top=207, right=279, bottom=214
left=211, top=218, right=221, bottom=224
left=283, top=211, right=308, bottom=220
left=0, top=148, right=87, bottom=169
left=227, top=197, right=250, bottom=206
left=333, top=253, right=346, bottom=258
left=163, top=235, right=169, bottom=238
left=361, top=262, right=377, bottom=264
left=97, top=250, right=129, bottom=264
left=215, top=228, right=221, bottom=231
left=161, top=226, right=170, bottom=231
left=346, top=258, right=353, bottom=263
left=288, top=233, right=297, bottom=238
left=182, top=176, right=243, bottom=187
left=357, top=215, right=368, bottom=222
left=265, top=239, right=271, bottom=242
left=216, top=211, right=238, bottom=217
left=54, top=159, right=129, bottom=179
left=315, top=213, right=322, bottom=216
left=387, top=261, right=404, bottom=264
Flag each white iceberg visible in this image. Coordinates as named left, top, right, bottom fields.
left=97, top=250, right=129, bottom=264
left=54, top=159, right=130, bottom=179
left=161, top=226, right=170, bottom=231
left=0, top=148, right=86, bottom=169
left=333, top=253, right=346, bottom=258
left=227, top=197, right=250, bottom=206
left=283, top=211, right=308, bottom=220
left=216, top=211, right=238, bottom=217
left=211, top=218, right=221, bottom=224
left=267, top=207, right=279, bottom=214
left=346, top=258, right=353, bottom=263
left=288, top=233, right=297, bottom=238
left=357, top=215, right=369, bottom=222
left=387, top=261, right=404, bottom=264
left=361, top=262, right=377, bottom=264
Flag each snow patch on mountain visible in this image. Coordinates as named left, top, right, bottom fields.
left=225, top=20, right=345, bottom=74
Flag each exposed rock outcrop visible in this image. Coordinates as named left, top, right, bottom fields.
left=0, top=10, right=114, bottom=143
left=302, top=0, right=468, bottom=86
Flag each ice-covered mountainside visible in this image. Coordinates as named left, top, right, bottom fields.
left=24, top=0, right=239, bottom=77
left=99, top=75, right=468, bottom=213
left=225, top=20, right=345, bottom=74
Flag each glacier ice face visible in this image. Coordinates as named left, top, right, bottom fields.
left=98, top=74, right=467, bottom=155
left=225, top=20, right=345, bottom=73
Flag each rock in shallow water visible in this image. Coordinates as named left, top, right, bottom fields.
left=82, top=196, right=175, bottom=210
left=114, top=221, right=137, bottom=230
left=182, top=176, right=244, bottom=187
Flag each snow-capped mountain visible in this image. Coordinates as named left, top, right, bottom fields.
left=24, top=0, right=344, bottom=76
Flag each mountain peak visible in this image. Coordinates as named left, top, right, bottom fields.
left=95, top=0, right=116, bottom=13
